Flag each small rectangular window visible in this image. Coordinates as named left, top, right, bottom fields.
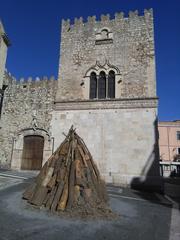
left=177, top=131, right=180, bottom=140
left=178, top=148, right=180, bottom=154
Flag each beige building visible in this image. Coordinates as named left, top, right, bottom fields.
left=158, top=121, right=180, bottom=162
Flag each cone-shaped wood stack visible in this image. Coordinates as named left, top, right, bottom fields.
left=23, top=126, right=111, bottom=217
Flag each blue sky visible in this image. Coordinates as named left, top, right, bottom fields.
left=0, top=0, right=180, bottom=121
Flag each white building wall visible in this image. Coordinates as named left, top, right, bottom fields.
left=51, top=106, right=159, bottom=187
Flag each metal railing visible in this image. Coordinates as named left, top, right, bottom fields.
left=160, top=161, right=180, bottom=177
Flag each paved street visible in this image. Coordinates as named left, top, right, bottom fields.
left=0, top=171, right=179, bottom=240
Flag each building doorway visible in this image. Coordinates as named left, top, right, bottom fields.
left=21, top=135, right=44, bottom=170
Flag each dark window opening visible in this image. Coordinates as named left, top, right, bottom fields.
left=178, top=148, right=180, bottom=155
left=108, top=70, right=115, bottom=98
left=98, top=71, right=106, bottom=99
left=90, top=72, right=97, bottom=99
left=101, top=29, right=109, bottom=39
left=177, top=131, right=180, bottom=141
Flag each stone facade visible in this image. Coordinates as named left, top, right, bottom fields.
left=0, top=9, right=161, bottom=190
left=0, top=75, right=57, bottom=168
left=0, top=21, right=10, bottom=89
left=52, top=103, right=159, bottom=186
left=56, top=9, right=156, bottom=101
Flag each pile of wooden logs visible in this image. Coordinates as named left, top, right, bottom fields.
left=23, top=126, right=110, bottom=216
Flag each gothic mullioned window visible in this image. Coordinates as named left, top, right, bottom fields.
left=89, top=70, right=115, bottom=99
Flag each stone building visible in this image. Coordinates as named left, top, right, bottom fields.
left=0, top=9, right=161, bottom=189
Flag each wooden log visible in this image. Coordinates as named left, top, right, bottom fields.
left=56, top=168, right=64, bottom=182
left=35, top=161, right=48, bottom=184
left=43, top=191, right=51, bottom=206
left=75, top=159, right=82, bottom=185
left=60, top=142, right=69, bottom=156
left=47, top=173, right=57, bottom=189
left=51, top=140, right=72, bottom=211
left=85, top=167, right=93, bottom=186
left=84, top=154, right=90, bottom=161
left=42, top=167, right=54, bottom=187
left=74, top=185, right=80, bottom=204
left=84, top=188, right=92, bottom=199
left=45, top=186, right=58, bottom=209
left=65, top=141, right=72, bottom=167
left=77, top=145, right=88, bottom=167
left=53, top=157, right=63, bottom=175
left=67, top=158, right=75, bottom=208
left=23, top=182, right=36, bottom=200
left=50, top=181, right=65, bottom=211
left=57, top=176, right=69, bottom=211
left=28, top=186, right=48, bottom=206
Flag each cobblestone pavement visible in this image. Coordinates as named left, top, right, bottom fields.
left=0, top=172, right=179, bottom=240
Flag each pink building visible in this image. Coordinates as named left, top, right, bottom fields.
left=158, top=120, right=180, bottom=162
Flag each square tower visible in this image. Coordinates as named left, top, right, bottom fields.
left=52, top=9, right=160, bottom=190
left=56, top=9, right=156, bottom=101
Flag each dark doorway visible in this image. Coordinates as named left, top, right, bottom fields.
left=21, top=135, right=44, bottom=170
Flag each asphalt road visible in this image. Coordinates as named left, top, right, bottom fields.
left=0, top=176, right=179, bottom=240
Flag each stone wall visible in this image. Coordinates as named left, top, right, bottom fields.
left=51, top=99, right=160, bottom=187
left=0, top=76, right=57, bottom=168
left=56, top=9, right=156, bottom=101
left=0, top=22, right=9, bottom=89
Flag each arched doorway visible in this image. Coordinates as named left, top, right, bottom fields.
left=21, top=135, right=44, bottom=170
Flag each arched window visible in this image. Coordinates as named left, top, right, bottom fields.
left=108, top=70, right=115, bottom=98
left=101, top=29, right=109, bottom=39
left=90, top=72, right=97, bottom=99
left=98, top=71, right=106, bottom=99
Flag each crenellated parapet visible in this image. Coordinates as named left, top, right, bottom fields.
left=17, top=75, right=56, bottom=84
left=3, top=69, right=16, bottom=85
left=6, top=75, right=57, bottom=87
left=61, top=9, right=153, bottom=31
left=3, top=71, right=57, bottom=96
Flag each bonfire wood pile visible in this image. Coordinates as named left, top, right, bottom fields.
left=23, top=127, right=109, bottom=215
